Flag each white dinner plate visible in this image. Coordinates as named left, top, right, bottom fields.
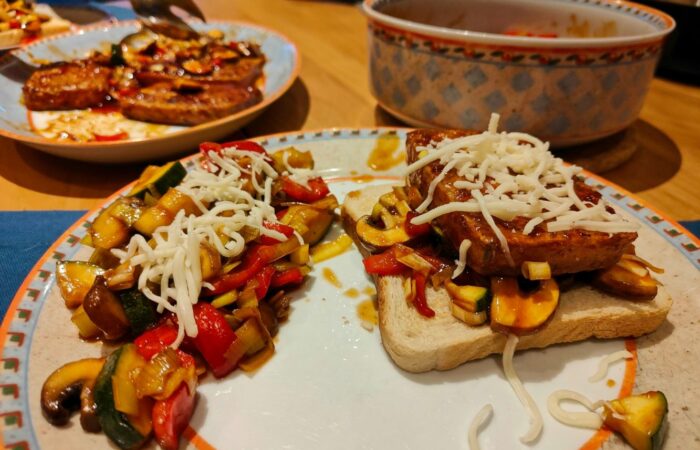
left=1, top=128, right=698, bottom=449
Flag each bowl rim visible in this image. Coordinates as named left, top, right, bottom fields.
left=362, top=0, right=676, bottom=48
left=0, top=19, right=301, bottom=150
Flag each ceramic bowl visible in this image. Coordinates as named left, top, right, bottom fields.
left=363, top=0, right=675, bottom=146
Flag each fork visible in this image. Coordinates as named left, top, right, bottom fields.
left=129, top=0, right=206, bottom=40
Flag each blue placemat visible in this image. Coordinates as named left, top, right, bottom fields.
left=1, top=211, right=698, bottom=320
left=0, top=210, right=86, bottom=318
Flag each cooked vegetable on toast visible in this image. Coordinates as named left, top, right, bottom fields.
left=342, top=113, right=672, bottom=446
left=343, top=115, right=670, bottom=371
left=42, top=141, right=337, bottom=449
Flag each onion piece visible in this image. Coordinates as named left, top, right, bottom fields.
left=621, top=253, right=665, bottom=274
left=395, top=246, right=434, bottom=274
left=521, top=261, right=551, bottom=281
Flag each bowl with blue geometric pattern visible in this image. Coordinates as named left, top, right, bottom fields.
left=363, top=0, right=675, bottom=147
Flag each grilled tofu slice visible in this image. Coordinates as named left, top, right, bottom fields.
left=23, top=61, right=112, bottom=111
left=406, top=129, right=637, bottom=276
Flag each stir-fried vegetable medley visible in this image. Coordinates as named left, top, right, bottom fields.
left=45, top=141, right=337, bottom=449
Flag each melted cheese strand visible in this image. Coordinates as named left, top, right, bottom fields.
left=283, top=151, right=315, bottom=188
left=588, top=350, right=633, bottom=383
left=503, top=334, right=543, bottom=443
left=416, top=158, right=459, bottom=213
left=468, top=404, right=493, bottom=450
left=452, top=239, right=472, bottom=279
left=547, top=390, right=605, bottom=429
left=472, top=190, right=514, bottom=266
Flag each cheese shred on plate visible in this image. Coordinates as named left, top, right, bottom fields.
left=502, top=334, right=543, bottom=443
left=468, top=403, right=493, bottom=450
left=406, top=113, right=638, bottom=268
left=112, top=147, right=315, bottom=348
left=588, top=350, right=633, bottom=383
left=547, top=389, right=605, bottom=430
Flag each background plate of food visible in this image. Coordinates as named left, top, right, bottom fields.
left=1, top=127, right=697, bottom=450
left=0, top=2, right=72, bottom=51
left=0, top=20, right=299, bottom=163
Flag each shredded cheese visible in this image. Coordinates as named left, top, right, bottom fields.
left=452, top=239, right=472, bottom=279
left=406, top=113, right=638, bottom=267
left=282, top=150, right=315, bottom=188
left=113, top=146, right=317, bottom=347
left=588, top=350, right=633, bottom=383
left=502, top=334, right=543, bottom=443
left=547, top=390, right=605, bottom=429
left=468, top=404, right=493, bottom=450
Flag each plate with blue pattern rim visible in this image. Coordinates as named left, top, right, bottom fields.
left=0, top=20, right=300, bottom=163
left=1, top=128, right=698, bottom=449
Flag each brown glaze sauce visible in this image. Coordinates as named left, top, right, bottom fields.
left=343, top=288, right=360, bottom=298
left=367, top=133, right=402, bottom=171
left=357, top=299, right=378, bottom=326
left=322, top=267, right=342, bottom=288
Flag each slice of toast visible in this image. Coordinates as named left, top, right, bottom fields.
left=342, top=184, right=672, bottom=373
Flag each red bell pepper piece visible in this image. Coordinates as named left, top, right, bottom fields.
left=134, top=323, right=196, bottom=366
left=275, top=208, right=289, bottom=220
left=363, top=247, right=409, bottom=276
left=207, top=238, right=301, bottom=295
left=199, top=141, right=221, bottom=155
left=199, top=140, right=268, bottom=172
left=281, top=177, right=330, bottom=203
left=412, top=272, right=436, bottom=318
left=191, top=303, right=239, bottom=378
left=152, top=384, right=196, bottom=450
left=254, top=265, right=276, bottom=300
left=404, top=211, right=431, bottom=237
left=270, top=267, right=305, bottom=289
left=221, top=140, right=267, bottom=155
left=134, top=323, right=179, bottom=360
left=206, top=252, right=265, bottom=295
left=93, top=131, right=129, bottom=142
left=260, top=221, right=295, bottom=245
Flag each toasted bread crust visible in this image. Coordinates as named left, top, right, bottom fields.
left=342, top=185, right=672, bottom=373
left=405, top=129, right=637, bottom=276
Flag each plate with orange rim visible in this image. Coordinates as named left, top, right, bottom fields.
left=0, top=20, right=299, bottom=163
left=1, top=128, right=698, bottom=450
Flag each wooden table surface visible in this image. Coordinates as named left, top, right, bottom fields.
left=1, top=0, right=699, bottom=221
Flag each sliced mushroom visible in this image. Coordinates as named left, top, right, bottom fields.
left=41, top=358, right=105, bottom=429
left=593, top=258, right=658, bottom=300
left=490, top=277, right=559, bottom=335
left=79, top=378, right=101, bottom=432
left=83, top=276, right=130, bottom=340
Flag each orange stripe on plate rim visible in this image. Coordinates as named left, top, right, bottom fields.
left=183, top=425, right=216, bottom=450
